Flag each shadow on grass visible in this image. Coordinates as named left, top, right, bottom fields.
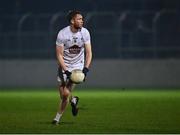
left=38, top=121, right=75, bottom=125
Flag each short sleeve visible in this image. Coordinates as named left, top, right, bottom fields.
left=83, top=29, right=91, bottom=44
left=56, top=31, right=64, bottom=46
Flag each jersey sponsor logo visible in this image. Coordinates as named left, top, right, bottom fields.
left=69, top=45, right=81, bottom=54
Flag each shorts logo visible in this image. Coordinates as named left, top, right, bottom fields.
left=69, top=45, right=81, bottom=54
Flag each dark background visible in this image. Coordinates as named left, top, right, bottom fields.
left=0, top=0, right=180, bottom=59
left=1, top=0, right=180, bottom=14
left=0, top=0, right=180, bottom=88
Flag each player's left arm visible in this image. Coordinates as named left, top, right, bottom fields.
left=84, top=43, right=92, bottom=69
left=82, top=43, right=92, bottom=78
left=82, top=29, right=92, bottom=77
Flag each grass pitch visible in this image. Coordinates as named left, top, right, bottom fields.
left=0, top=89, right=180, bottom=134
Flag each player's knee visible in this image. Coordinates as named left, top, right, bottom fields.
left=62, top=90, right=70, bottom=100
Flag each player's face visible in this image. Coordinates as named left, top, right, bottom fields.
left=72, top=14, right=83, bottom=29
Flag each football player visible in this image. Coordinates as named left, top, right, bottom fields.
left=52, top=10, right=92, bottom=125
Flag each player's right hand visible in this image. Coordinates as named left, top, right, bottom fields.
left=65, top=70, right=71, bottom=79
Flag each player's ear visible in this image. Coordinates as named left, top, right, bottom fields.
left=71, top=19, right=74, bottom=24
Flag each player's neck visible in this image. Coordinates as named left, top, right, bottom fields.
left=70, top=25, right=79, bottom=33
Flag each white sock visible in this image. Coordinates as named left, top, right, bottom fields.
left=71, top=97, right=77, bottom=104
left=54, top=112, right=62, bottom=122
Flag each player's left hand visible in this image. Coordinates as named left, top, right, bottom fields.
left=82, top=67, right=89, bottom=81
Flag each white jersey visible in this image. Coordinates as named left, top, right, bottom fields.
left=56, top=26, right=91, bottom=71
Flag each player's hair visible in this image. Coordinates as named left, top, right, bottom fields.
left=66, top=10, right=82, bottom=24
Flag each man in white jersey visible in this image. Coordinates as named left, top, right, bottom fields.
left=52, top=10, right=92, bottom=125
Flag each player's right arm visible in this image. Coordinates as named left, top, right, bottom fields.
left=56, top=31, right=67, bottom=71
left=56, top=45, right=67, bottom=71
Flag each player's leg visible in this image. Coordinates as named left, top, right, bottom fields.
left=61, top=81, right=79, bottom=116
left=68, top=83, right=76, bottom=100
left=67, top=82, right=79, bottom=116
left=52, top=68, right=71, bottom=124
left=52, top=68, right=80, bottom=124
left=52, top=83, right=71, bottom=124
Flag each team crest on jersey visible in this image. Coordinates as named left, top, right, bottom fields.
left=69, top=45, right=81, bottom=54
left=73, top=37, right=78, bottom=43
